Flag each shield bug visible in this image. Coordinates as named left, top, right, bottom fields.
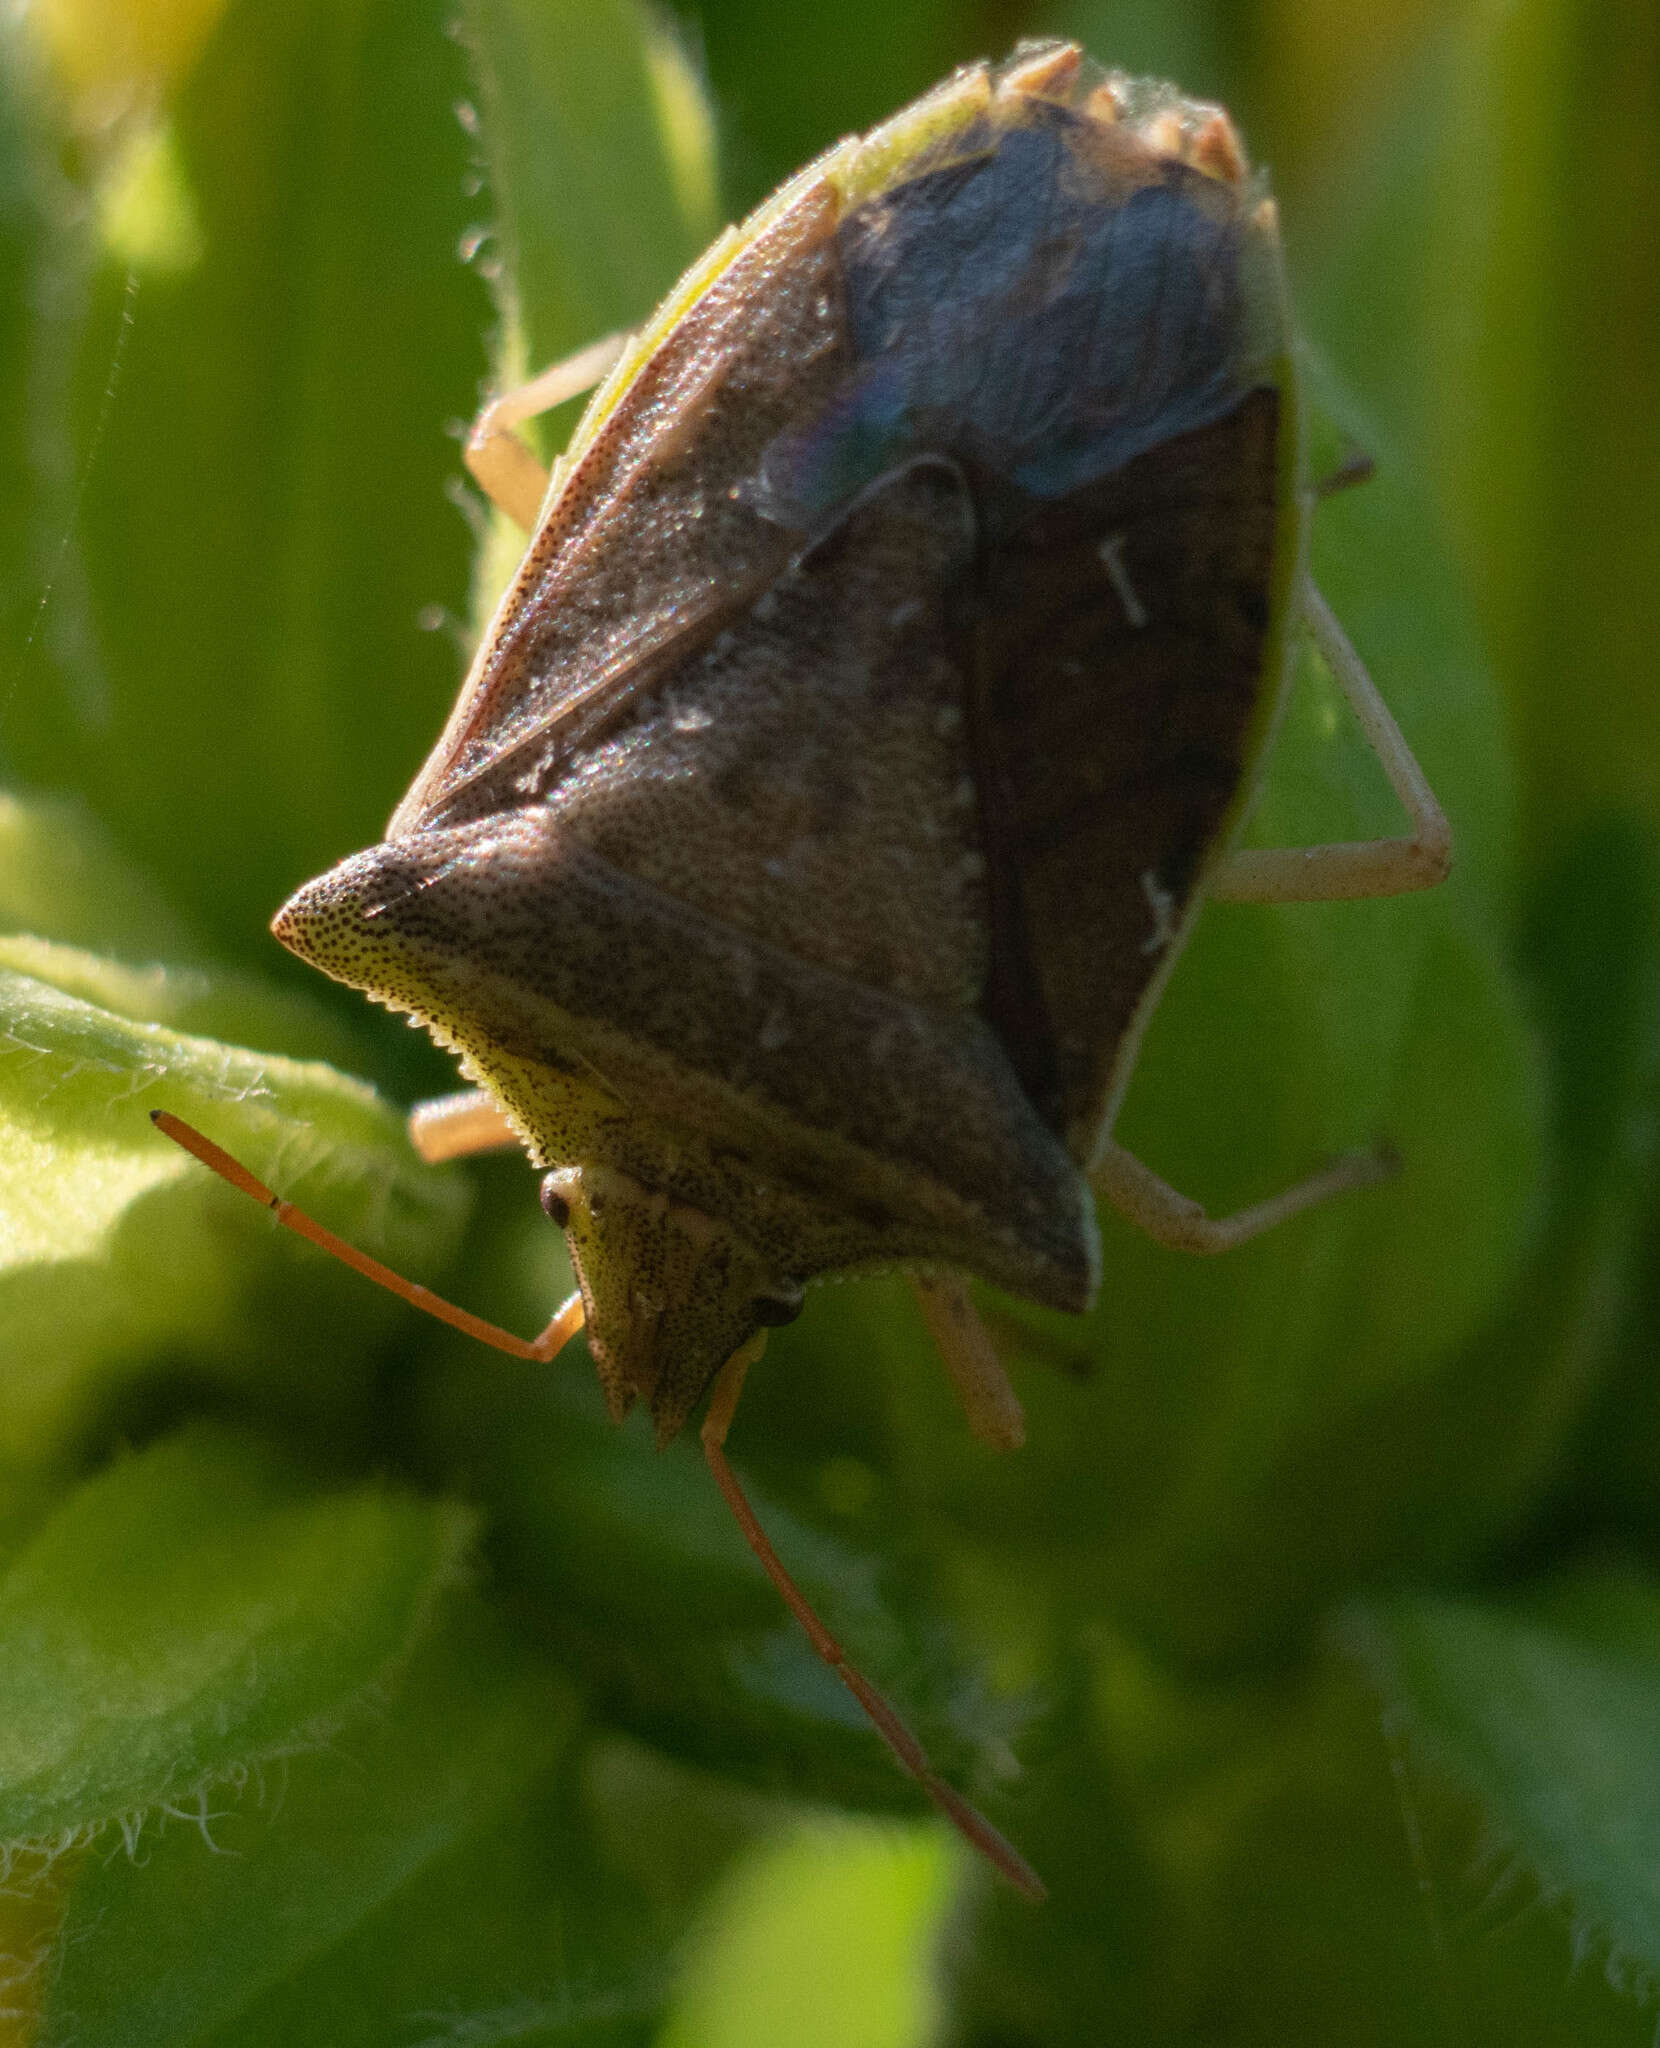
left=155, top=40, right=1450, bottom=1898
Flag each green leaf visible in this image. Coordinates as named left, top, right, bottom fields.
left=0, top=788, right=375, bottom=1066
left=460, top=0, right=719, bottom=364
left=0, top=790, right=202, bottom=965
left=652, top=0, right=965, bottom=209
left=1057, top=0, right=1239, bottom=113
left=0, top=1425, right=473, bottom=1847
left=1294, top=1, right=1660, bottom=850
left=37, top=1598, right=652, bottom=2048
left=941, top=1647, right=1162, bottom=2045
left=0, top=946, right=469, bottom=1486
left=954, top=1621, right=1659, bottom=2045
left=1181, top=1627, right=1659, bottom=2045
left=1349, top=1568, right=1660, bottom=2004
left=455, top=0, right=721, bottom=614
left=3, top=0, right=490, bottom=974
left=657, top=1821, right=954, bottom=2048
left=1430, top=823, right=1660, bottom=1540
left=0, top=16, right=79, bottom=695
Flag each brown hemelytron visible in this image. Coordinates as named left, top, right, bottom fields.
left=156, top=41, right=1450, bottom=1898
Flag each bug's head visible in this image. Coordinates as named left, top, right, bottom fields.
left=272, top=837, right=812, bottom=1443
left=540, top=1163, right=803, bottom=1444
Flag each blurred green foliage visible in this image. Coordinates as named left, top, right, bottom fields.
left=0, top=0, right=1657, bottom=2040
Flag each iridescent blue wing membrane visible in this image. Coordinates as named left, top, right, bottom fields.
left=761, top=102, right=1255, bottom=523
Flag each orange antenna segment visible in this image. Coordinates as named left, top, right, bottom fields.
left=149, top=1110, right=584, bottom=1362
left=701, top=1336, right=1047, bottom=1902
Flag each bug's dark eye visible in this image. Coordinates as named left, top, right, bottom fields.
left=540, top=1180, right=571, bottom=1229
left=752, top=1291, right=804, bottom=1328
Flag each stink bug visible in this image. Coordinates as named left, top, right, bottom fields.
left=156, top=41, right=1449, bottom=1898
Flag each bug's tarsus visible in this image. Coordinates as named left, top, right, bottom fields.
left=910, top=1274, right=1026, bottom=1450
left=1205, top=577, right=1451, bottom=905
left=1092, top=1137, right=1394, bottom=1255
left=700, top=1335, right=1047, bottom=1900
left=466, top=330, right=632, bottom=528
left=150, top=1110, right=583, bottom=1361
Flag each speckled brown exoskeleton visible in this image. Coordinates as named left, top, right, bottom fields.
left=155, top=41, right=1450, bottom=1898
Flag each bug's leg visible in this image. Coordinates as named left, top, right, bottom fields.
left=700, top=1336, right=1046, bottom=1900
left=909, top=1275, right=1025, bottom=1451
left=466, top=330, right=632, bottom=529
left=408, top=1089, right=520, bottom=1163
left=150, top=1111, right=584, bottom=1360
left=1207, top=580, right=1452, bottom=904
left=1093, top=1135, right=1396, bottom=1255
